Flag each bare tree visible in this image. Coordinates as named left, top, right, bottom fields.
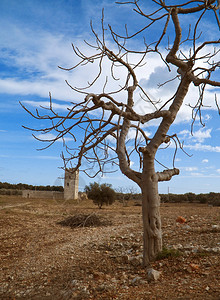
left=21, top=0, right=220, bottom=272
left=116, top=186, right=138, bottom=206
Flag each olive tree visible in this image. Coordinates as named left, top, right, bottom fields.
left=21, top=0, right=220, bottom=272
left=85, top=182, right=116, bottom=208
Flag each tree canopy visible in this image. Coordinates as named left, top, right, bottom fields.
left=85, top=182, right=116, bottom=208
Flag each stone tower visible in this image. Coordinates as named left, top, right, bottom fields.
left=64, top=168, right=79, bottom=200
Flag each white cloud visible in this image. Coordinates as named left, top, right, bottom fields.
left=191, top=172, right=203, bottom=177
left=193, top=129, right=212, bottom=142
left=179, top=129, right=189, bottom=136
left=217, top=169, right=220, bottom=174
left=0, top=77, right=77, bottom=102
left=127, top=128, right=151, bottom=140
left=0, top=19, right=218, bottom=125
left=175, top=158, right=181, bottom=162
left=134, top=45, right=219, bottom=125
left=184, top=143, right=220, bottom=152
left=181, top=167, right=198, bottom=172
left=0, top=21, right=74, bottom=73
left=34, top=133, right=73, bottom=142
left=0, top=23, right=92, bottom=102
left=202, top=159, right=209, bottom=163
left=204, top=165, right=214, bottom=170
left=179, top=128, right=212, bottom=143
left=27, top=155, right=60, bottom=160
left=130, top=161, right=134, bottom=167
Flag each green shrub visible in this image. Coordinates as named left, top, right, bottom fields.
left=156, top=247, right=182, bottom=260
left=85, top=182, right=116, bottom=209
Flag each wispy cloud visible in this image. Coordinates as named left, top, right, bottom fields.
left=192, top=129, right=212, bottom=142
left=0, top=20, right=88, bottom=102
left=180, top=173, right=220, bottom=178
left=0, top=154, right=60, bottom=160
left=181, top=167, right=198, bottom=172
left=191, top=172, right=203, bottom=177
left=30, top=155, right=60, bottom=160
left=202, top=159, right=209, bottom=163
left=184, top=143, right=220, bottom=153
left=127, top=128, right=151, bottom=140
left=179, top=128, right=212, bottom=143
left=0, top=19, right=218, bottom=124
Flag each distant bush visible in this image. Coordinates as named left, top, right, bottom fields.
left=0, top=189, right=22, bottom=196
left=196, top=193, right=207, bottom=204
left=185, top=192, right=196, bottom=203
left=85, top=182, right=116, bottom=209
left=0, top=181, right=63, bottom=192
left=160, top=192, right=220, bottom=205
left=207, top=193, right=220, bottom=206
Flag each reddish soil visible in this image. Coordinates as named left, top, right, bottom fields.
left=0, top=196, right=219, bottom=299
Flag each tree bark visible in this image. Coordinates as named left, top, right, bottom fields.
left=141, top=153, right=162, bottom=267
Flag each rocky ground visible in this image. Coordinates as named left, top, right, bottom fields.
left=0, top=196, right=219, bottom=299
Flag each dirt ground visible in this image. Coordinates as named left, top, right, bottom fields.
left=0, top=196, right=219, bottom=300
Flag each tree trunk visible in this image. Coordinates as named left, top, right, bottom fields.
left=141, top=154, right=162, bottom=267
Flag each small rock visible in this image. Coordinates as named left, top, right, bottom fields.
left=212, top=247, right=219, bottom=253
left=71, top=279, right=79, bottom=287
left=96, top=283, right=113, bottom=292
left=128, top=256, right=142, bottom=267
left=192, top=247, right=198, bottom=253
left=92, top=271, right=104, bottom=280
left=131, top=276, right=142, bottom=285
left=173, top=244, right=183, bottom=250
left=183, top=224, right=191, bottom=230
left=184, top=244, right=193, bottom=250
left=212, top=225, right=219, bottom=229
left=147, top=268, right=161, bottom=282
left=81, top=287, right=90, bottom=296
left=122, top=285, right=129, bottom=290
left=96, top=284, right=106, bottom=292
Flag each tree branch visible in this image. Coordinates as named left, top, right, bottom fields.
left=156, top=168, right=180, bottom=182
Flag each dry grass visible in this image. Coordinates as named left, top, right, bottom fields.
left=0, top=196, right=219, bottom=299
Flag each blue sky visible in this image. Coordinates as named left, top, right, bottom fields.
left=0, top=0, right=219, bottom=194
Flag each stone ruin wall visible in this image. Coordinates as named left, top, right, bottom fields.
left=22, top=190, right=64, bottom=199
left=22, top=169, right=80, bottom=200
